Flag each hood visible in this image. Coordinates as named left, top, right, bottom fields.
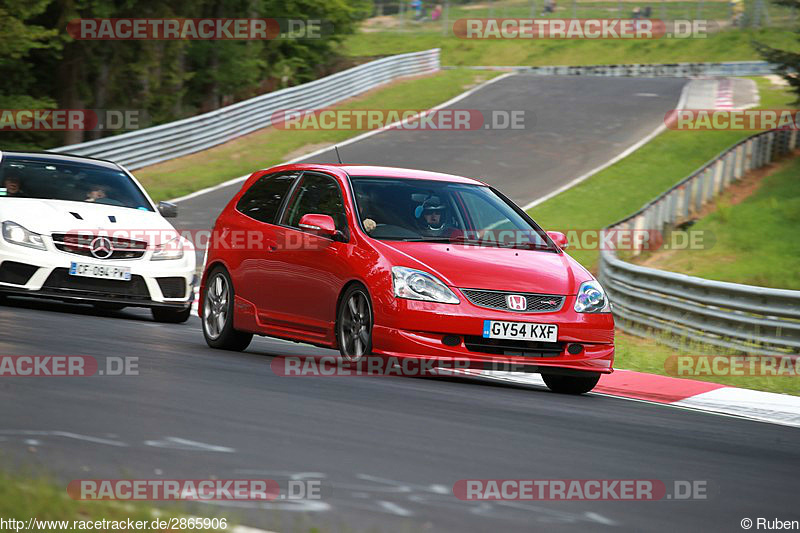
left=375, top=241, right=592, bottom=295
left=0, top=198, right=176, bottom=243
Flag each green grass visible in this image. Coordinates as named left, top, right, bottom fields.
left=344, top=27, right=797, bottom=66
left=0, top=472, right=227, bottom=532
left=526, top=76, right=797, bottom=272
left=614, top=331, right=800, bottom=395
left=137, top=69, right=499, bottom=201
left=637, top=155, right=800, bottom=289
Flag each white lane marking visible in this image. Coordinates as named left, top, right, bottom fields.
left=0, top=430, right=128, bottom=447
left=635, top=92, right=660, bottom=97
left=169, top=72, right=517, bottom=204
left=143, top=436, right=235, bottom=453
left=377, top=501, right=414, bottom=517
left=673, top=387, right=800, bottom=429
left=522, top=79, right=691, bottom=211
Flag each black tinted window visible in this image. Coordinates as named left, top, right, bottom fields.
left=236, top=172, right=299, bottom=223
left=282, top=173, right=347, bottom=233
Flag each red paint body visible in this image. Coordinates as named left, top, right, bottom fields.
left=200, top=164, right=614, bottom=374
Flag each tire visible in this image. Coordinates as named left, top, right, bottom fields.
left=336, top=284, right=374, bottom=363
left=542, top=373, right=601, bottom=394
left=202, top=267, right=252, bottom=351
left=151, top=306, right=191, bottom=323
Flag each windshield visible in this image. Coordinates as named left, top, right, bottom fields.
left=0, top=157, right=154, bottom=211
left=351, top=177, right=553, bottom=250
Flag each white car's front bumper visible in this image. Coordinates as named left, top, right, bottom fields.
left=0, top=234, right=196, bottom=308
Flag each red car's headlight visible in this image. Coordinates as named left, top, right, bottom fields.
left=392, top=266, right=460, bottom=304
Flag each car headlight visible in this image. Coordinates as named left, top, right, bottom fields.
left=392, top=266, right=459, bottom=304
left=2, top=221, right=46, bottom=250
left=574, top=280, right=611, bottom=313
left=151, top=237, right=184, bottom=261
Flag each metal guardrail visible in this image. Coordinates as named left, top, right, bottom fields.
left=598, top=129, right=800, bottom=355
left=51, top=49, right=441, bottom=170
left=446, top=61, right=775, bottom=77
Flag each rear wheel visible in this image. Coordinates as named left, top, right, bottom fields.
left=542, top=373, right=601, bottom=394
left=202, top=267, right=252, bottom=351
left=336, top=284, right=373, bottom=363
left=152, top=306, right=191, bottom=323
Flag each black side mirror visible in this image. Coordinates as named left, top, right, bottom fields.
left=158, top=201, right=178, bottom=218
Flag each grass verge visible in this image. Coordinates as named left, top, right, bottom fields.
left=632, top=154, right=800, bottom=289
left=136, top=69, right=499, bottom=201
left=344, top=27, right=796, bottom=67
left=0, top=472, right=227, bottom=532
left=614, top=331, right=799, bottom=395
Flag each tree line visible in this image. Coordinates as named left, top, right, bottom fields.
left=0, top=0, right=372, bottom=149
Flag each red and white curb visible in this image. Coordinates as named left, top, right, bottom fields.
left=715, top=78, right=734, bottom=109
left=468, top=369, right=800, bottom=429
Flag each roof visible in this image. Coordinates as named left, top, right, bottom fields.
left=0, top=150, right=121, bottom=170
left=274, top=163, right=486, bottom=186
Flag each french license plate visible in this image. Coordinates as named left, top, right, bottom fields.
left=69, top=262, right=131, bottom=281
left=482, top=320, right=558, bottom=342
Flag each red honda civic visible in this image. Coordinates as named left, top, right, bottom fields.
left=199, top=164, right=614, bottom=393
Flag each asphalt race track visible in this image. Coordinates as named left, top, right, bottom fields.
left=2, top=75, right=798, bottom=532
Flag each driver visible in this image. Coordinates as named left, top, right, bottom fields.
left=415, top=197, right=448, bottom=237
left=2, top=175, right=24, bottom=197
left=85, top=184, right=108, bottom=202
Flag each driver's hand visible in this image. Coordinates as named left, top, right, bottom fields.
left=363, top=218, right=377, bottom=232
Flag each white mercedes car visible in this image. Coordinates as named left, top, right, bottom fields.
left=0, top=151, right=196, bottom=322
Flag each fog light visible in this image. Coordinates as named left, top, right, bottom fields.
left=442, top=335, right=461, bottom=347
left=567, top=343, right=584, bottom=355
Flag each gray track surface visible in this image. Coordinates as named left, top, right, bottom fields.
left=174, top=75, right=687, bottom=232
left=3, top=75, right=798, bottom=532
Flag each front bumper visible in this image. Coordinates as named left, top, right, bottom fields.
left=373, top=295, right=615, bottom=374
left=0, top=237, right=196, bottom=308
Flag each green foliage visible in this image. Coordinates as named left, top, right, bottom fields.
left=755, top=0, right=800, bottom=103
left=0, top=0, right=372, bottom=149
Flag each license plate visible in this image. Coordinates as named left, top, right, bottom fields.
left=69, top=262, right=131, bottom=281
left=482, top=320, right=558, bottom=342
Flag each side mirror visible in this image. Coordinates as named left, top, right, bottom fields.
left=158, top=201, right=178, bottom=218
left=298, top=213, right=337, bottom=238
left=547, top=231, right=568, bottom=250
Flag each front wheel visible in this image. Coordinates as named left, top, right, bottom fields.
left=336, top=284, right=373, bottom=363
left=542, top=373, right=601, bottom=394
left=152, top=306, right=191, bottom=323
left=202, top=267, right=252, bottom=351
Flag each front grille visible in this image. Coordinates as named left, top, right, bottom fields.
left=42, top=268, right=150, bottom=300
left=157, top=277, right=186, bottom=299
left=464, top=336, right=565, bottom=357
left=460, top=289, right=565, bottom=313
left=51, top=233, right=147, bottom=260
left=0, top=261, right=39, bottom=285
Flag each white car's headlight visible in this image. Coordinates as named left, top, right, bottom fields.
left=2, top=221, right=46, bottom=250
left=392, top=266, right=459, bottom=304
left=151, top=237, right=184, bottom=261
left=574, top=280, right=611, bottom=313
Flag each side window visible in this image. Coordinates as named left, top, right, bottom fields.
left=282, top=173, right=348, bottom=235
left=235, top=172, right=299, bottom=223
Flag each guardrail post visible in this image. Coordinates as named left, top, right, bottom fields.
left=744, top=138, right=754, bottom=171
left=734, top=144, right=744, bottom=180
